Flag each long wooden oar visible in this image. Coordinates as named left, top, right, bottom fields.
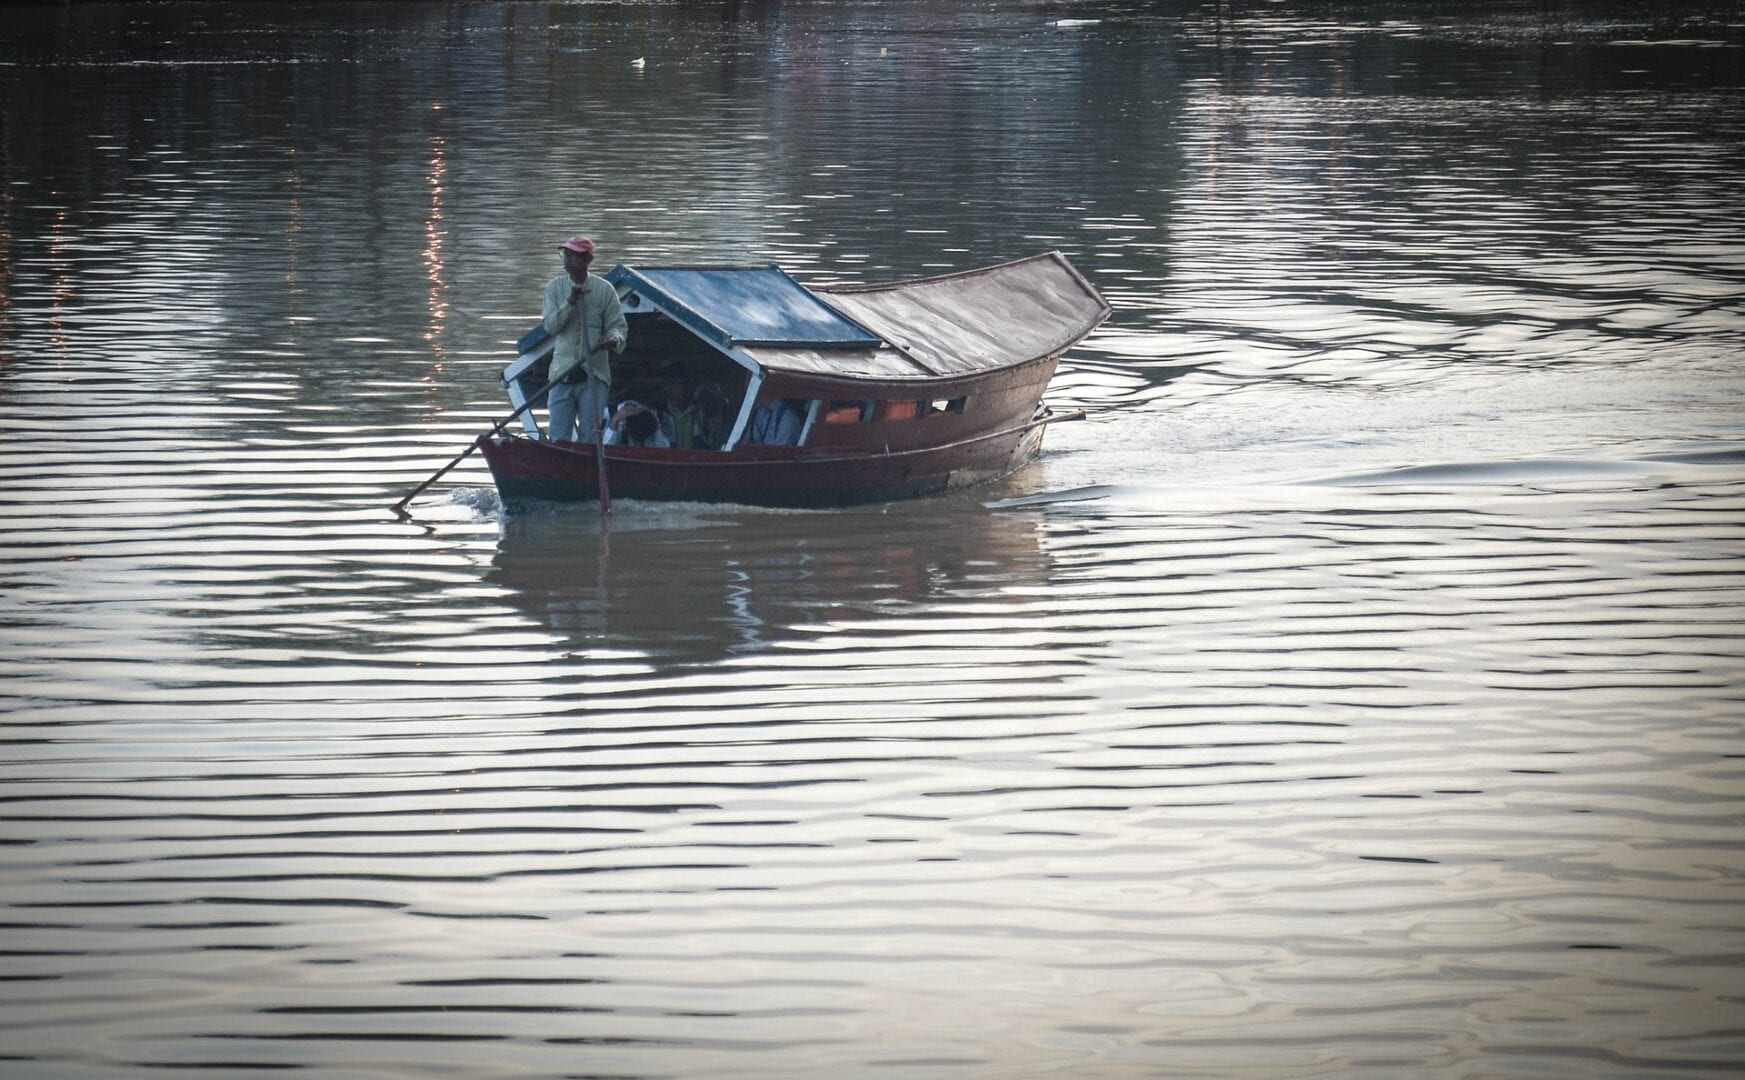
left=391, top=375, right=557, bottom=517
left=595, top=415, right=613, bottom=518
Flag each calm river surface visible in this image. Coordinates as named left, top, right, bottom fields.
left=3, top=2, right=1744, bottom=1077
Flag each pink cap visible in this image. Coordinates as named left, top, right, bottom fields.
left=561, top=235, right=596, bottom=255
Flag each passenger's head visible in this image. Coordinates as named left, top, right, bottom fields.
left=626, top=409, right=659, bottom=443
left=694, top=383, right=725, bottom=417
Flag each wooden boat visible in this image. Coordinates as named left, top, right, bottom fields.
left=478, top=251, right=1109, bottom=508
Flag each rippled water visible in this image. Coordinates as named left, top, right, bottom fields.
left=4, top=2, right=1745, bottom=1076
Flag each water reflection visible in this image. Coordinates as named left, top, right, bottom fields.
left=488, top=495, right=1051, bottom=665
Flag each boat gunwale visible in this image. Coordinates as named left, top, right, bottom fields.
left=481, top=407, right=1084, bottom=471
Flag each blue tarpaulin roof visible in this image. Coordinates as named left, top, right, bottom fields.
left=606, top=264, right=882, bottom=350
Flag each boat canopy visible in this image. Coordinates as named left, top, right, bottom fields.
left=605, top=265, right=881, bottom=350
left=812, top=252, right=1109, bottom=380
left=605, top=251, right=1109, bottom=383
left=500, top=251, right=1107, bottom=442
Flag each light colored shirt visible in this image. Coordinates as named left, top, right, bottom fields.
left=542, top=272, right=628, bottom=384
left=602, top=402, right=672, bottom=447
left=748, top=400, right=803, bottom=445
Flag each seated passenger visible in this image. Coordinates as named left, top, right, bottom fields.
left=747, top=398, right=804, bottom=445
left=690, top=382, right=731, bottom=450
left=602, top=400, right=671, bottom=447
left=658, top=381, right=703, bottom=449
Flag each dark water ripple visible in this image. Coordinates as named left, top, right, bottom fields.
left=7, top=472, right=1741, bottom=1072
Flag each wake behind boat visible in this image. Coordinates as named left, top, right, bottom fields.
left=478, top=251, right=1109, bottom=509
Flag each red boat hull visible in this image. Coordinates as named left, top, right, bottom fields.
left=478, top=410, right=1066, bottom=509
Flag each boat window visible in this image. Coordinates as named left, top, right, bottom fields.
left=879, top=400, right=921, bottom=421
left=824, top=400, right=871, bottom=424
left=929, top=397, right=966, bottom=415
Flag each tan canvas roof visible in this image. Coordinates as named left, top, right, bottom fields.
left=743, top=252, right=1109, bottom=381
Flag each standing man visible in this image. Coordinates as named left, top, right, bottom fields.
left=542, top=235, right=628, bottom=442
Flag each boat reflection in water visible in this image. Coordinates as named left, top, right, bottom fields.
left=486, top=493, right=1052, bottom=666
